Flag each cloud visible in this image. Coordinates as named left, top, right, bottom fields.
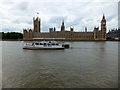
left=17, top=2, right=29, bottom=11
left=0, top=0, right=119, bottom=33
left=118, top=1, right=120, bottom=28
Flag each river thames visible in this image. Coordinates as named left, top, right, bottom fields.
left=2, top=41, right=118, bottom=88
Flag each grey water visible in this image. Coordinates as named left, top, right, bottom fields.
left=2, top=41, right=118, bottom=88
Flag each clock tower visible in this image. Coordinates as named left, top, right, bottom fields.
left=101, top=14, right=106, bottom=32
left=101, top=14, right=106, bottom=40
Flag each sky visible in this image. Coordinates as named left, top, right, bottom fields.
left=0, top=0, right=119, bottom=33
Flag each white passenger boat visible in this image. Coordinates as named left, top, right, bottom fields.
left=23, top=41, right=69, bottom=50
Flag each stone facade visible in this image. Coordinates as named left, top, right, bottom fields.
left=23, top=15, right=107, bottom=41
left=107, top=28, right=120, bottom=39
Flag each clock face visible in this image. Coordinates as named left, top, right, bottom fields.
left=103, top=22, right=106, bottom=24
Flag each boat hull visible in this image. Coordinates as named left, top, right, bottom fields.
left=23, top=47, right=64, bottom=50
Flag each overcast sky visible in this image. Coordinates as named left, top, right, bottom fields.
left=0, top=0, right=119, bottom=33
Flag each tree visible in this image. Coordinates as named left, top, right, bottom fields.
left=1, top=32, right=23, bottom=39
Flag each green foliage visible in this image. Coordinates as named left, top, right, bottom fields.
left=1, top=32, right=23, bottom=39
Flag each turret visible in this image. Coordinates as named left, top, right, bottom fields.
left=70, top=27, right=74, bottom=32
left=85, top=27, right=87, bottom=32
left=33, top=17, right=41, bottom=33
left=54, top=27, right=56, bottom=31
left=49, top=27, right=53, bottom=32
left=61, top=20, right=65, bottom=31
left=93, top=27, right=99, bottom=40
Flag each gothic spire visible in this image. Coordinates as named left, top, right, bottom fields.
left=62, top=20, right=64, bottom=25
left=102, top=14, right=105, bottom=20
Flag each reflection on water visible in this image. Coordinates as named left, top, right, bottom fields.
left=2, top=41, right=118, bottom=88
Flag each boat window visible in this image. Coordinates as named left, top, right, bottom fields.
left=44, top=43, right=47, bottom=45
left=52, top=43, right=55, bottom=45
left=40, top=43, right=43, bottom=45
left=35, top=43, right=39, bottom=45
left=56, top=43, right=59, bottom=45
left=48, top=43, right=50, bottom=45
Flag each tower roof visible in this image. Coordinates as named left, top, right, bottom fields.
left=62, top=20, right=64, bottom=25
left=33, top=17, right=40, bottom=21
left=102, top=14, right=106, bottom=20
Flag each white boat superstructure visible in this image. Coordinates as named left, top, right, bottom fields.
left=23, top=41, right=68, bottom=50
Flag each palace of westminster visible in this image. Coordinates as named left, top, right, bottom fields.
left=23, top=14, right=106, bottom=40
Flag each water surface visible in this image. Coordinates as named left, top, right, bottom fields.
left=2, top=41, right=118, bottom=88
